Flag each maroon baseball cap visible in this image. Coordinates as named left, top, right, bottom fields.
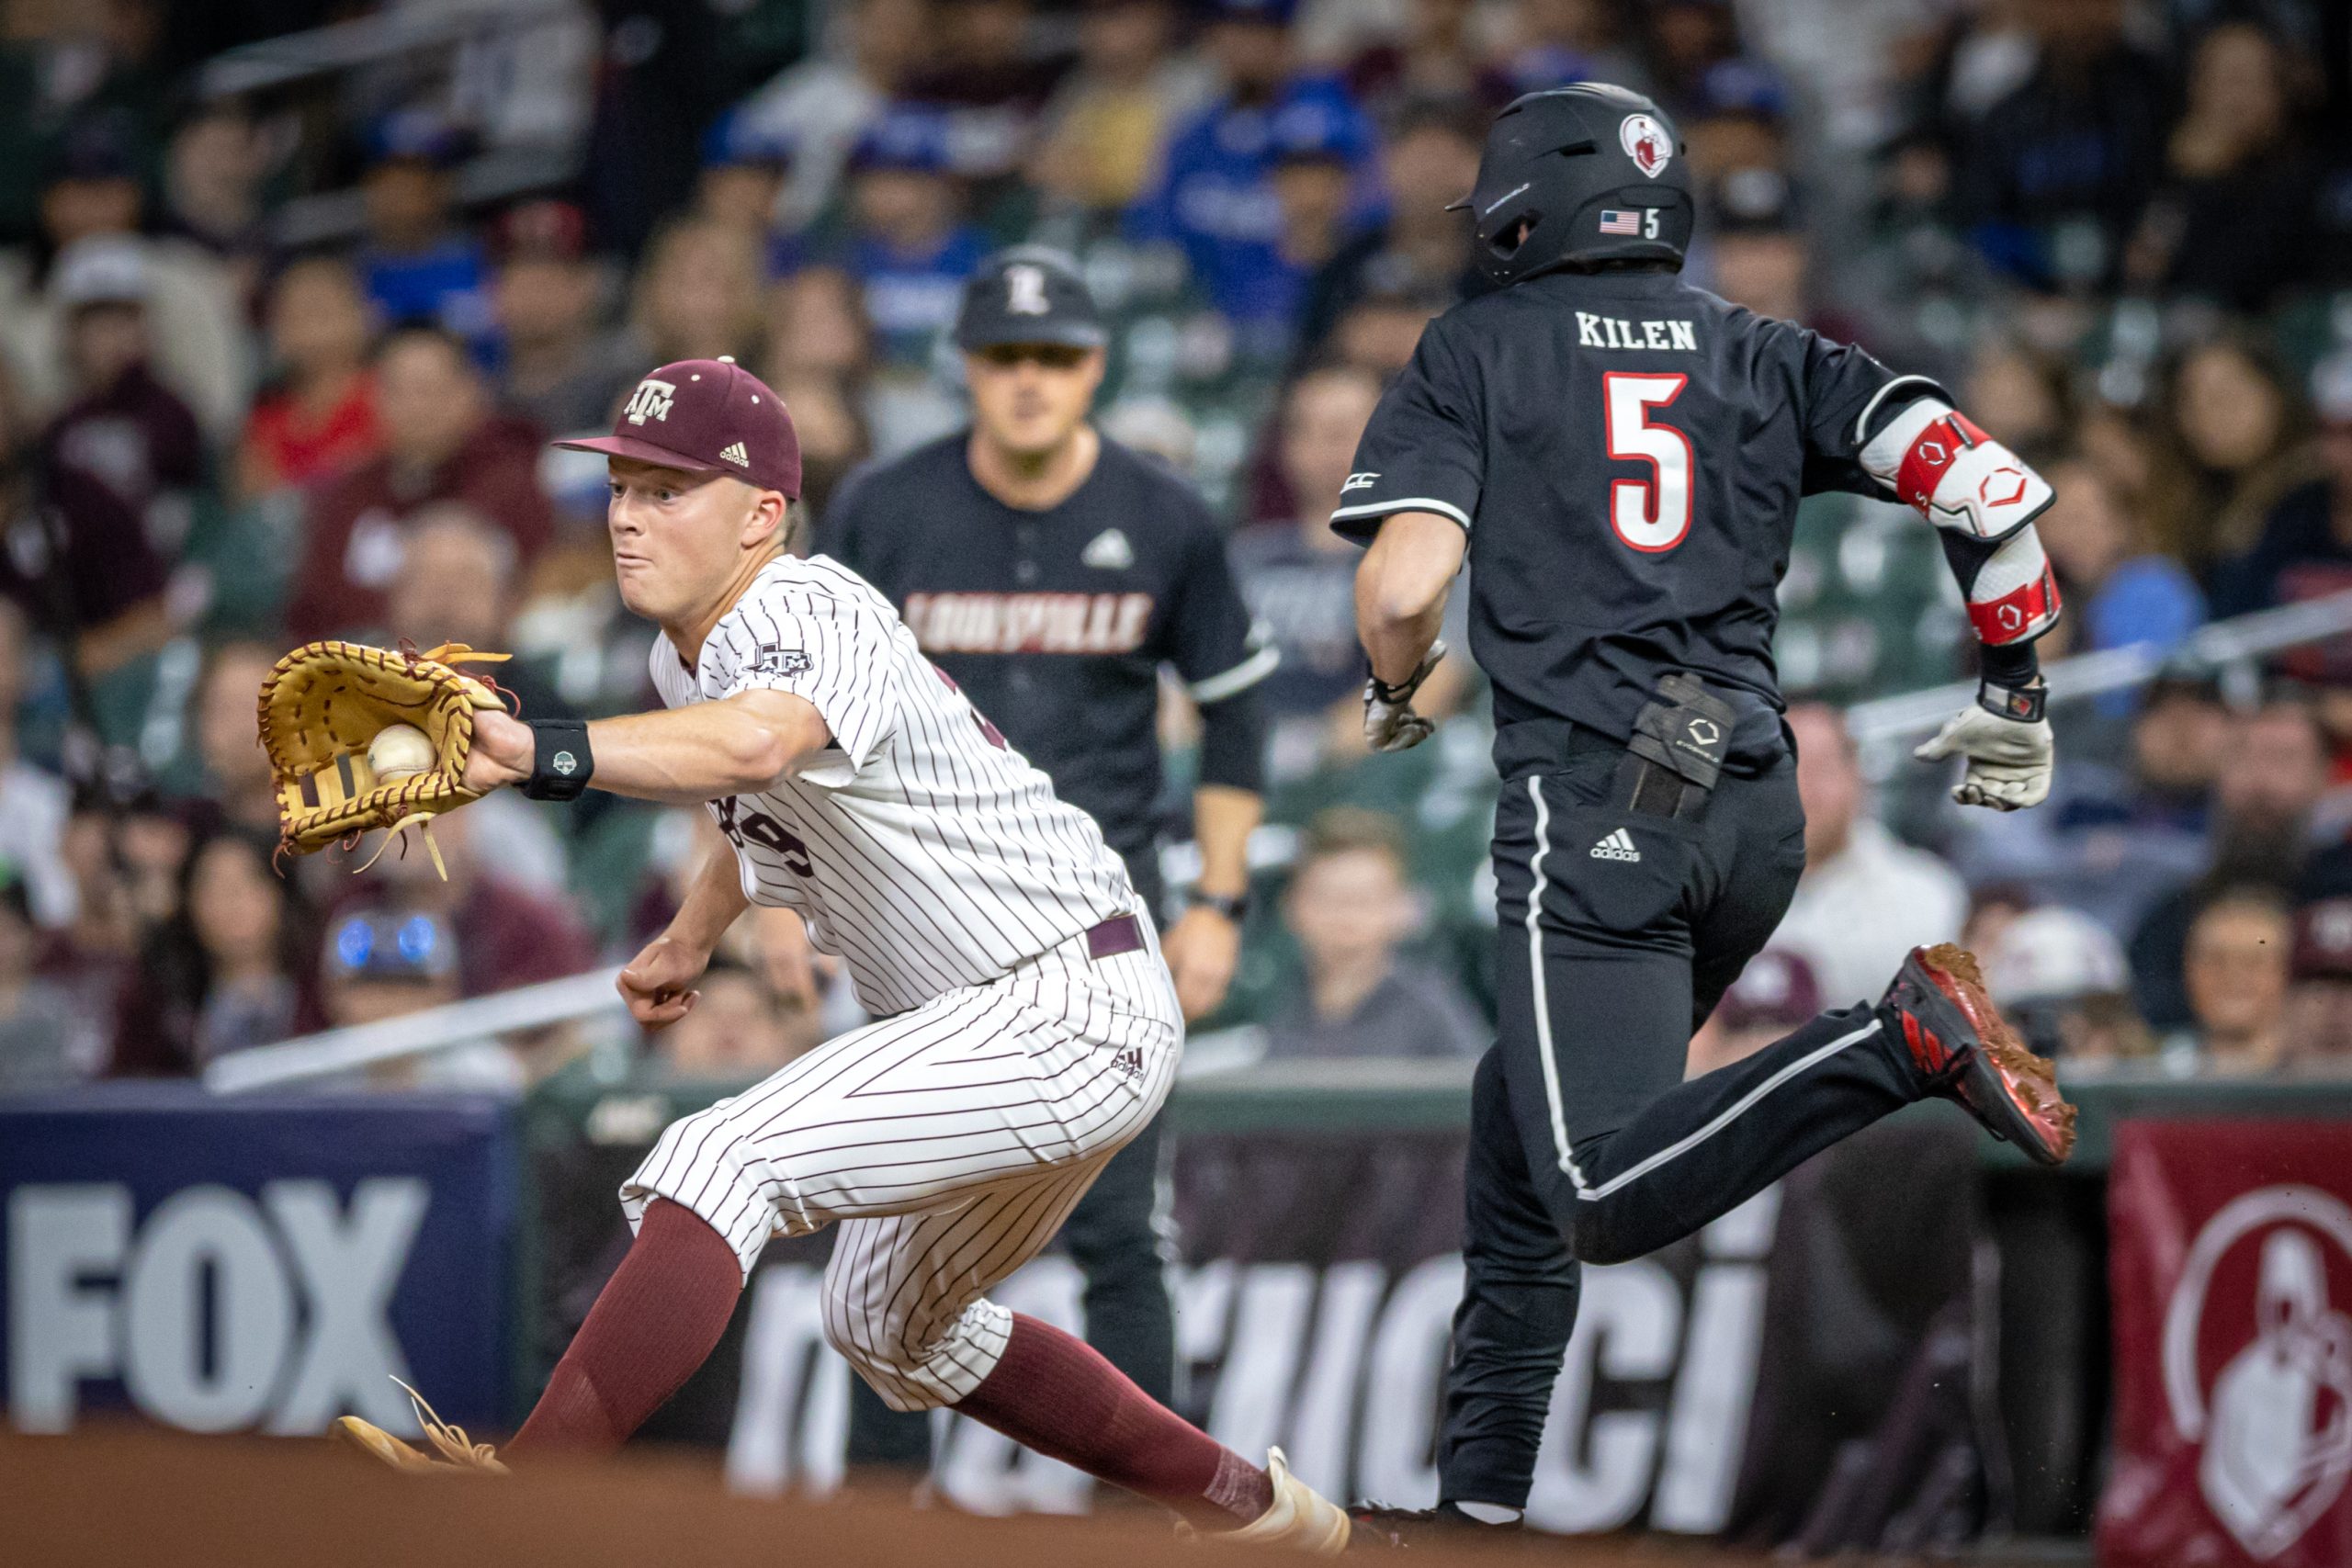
left=554, top=357, right=801, bottom=498
left=2294, top=898, right=2352, bottom=981
left=492, top=197, right=587, bottom=264
left=1714, top=950, right=1823, bottom=1032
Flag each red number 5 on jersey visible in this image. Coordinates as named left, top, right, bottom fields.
left=1603, top=372, right=1693, bottom=552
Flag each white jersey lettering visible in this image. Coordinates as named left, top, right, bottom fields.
left=1575, top=312, right=1696, bottom=353
left=903, top=591, right=1157, bottom=655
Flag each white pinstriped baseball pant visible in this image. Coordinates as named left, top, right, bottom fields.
left=620, top=915, right=1180, bottom=1412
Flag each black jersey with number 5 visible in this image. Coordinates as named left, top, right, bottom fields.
left=1332, top=267, right=1928, bottom=776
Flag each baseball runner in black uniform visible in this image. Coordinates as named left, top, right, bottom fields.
left=816, top=247, right=1272, bottom=1474
left=1335, top=86, right=2078, bottom=1534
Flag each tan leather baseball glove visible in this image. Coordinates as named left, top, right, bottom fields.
left=257, top=640, right=512, bottom=877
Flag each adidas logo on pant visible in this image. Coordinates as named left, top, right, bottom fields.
left=1590, top=828, right=1642, bottom=862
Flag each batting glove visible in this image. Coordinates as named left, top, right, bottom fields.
left=1914, top=681, right=2053, bottom=811
left=1364, top=641, right=1446, bottom=753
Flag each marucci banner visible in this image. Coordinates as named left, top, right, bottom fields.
left=2100, top=1121, right=2352, bottom=1568
left=722, top=1147, right=1768, bottom=1529
left=533, top=1109, right=1992, bottom=1545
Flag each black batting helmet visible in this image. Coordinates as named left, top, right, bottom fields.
left=1452, top=85, right=1692, bottom=286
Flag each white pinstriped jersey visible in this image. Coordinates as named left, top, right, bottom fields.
left=650, top=554, right=1135, bottom=1015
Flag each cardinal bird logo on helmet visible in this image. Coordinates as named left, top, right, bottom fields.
left=1621, top=113, right=1672, bottom=178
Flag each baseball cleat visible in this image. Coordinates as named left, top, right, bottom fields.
left=332, top=1379, right=510, bottom=1475
left=1346, top=1502, right=1523, bottom=1547
left=1221, top=1449, right=1351, bottom=1552
left=1880, top=942, right=2075, bottom=1165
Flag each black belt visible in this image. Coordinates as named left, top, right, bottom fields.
left=1560, top=723, right=1623, bottom=759
left=1085, top=914, right=1145, bottom=961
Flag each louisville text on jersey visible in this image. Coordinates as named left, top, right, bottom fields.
left=1576, top=313, right=1700, bottom=352
left=904, top=592, right=1155, bottom=656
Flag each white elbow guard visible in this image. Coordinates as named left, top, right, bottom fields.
left=1859, top=396, right=2054, bottom=540
left=1963, top=525, right=2062, bottom=646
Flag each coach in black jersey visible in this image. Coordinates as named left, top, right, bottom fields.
left=816, top=246, right=1273, bottom=1473
left=1336, top=85, right=2078, bottom=1538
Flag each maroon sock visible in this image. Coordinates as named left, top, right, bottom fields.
left=956, top=1313, right=1272, bottom=1526
left=509, top=1199, right=741, bottom=1456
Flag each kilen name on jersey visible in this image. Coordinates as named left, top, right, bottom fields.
left=1576, top=313, right=1700, bottom=352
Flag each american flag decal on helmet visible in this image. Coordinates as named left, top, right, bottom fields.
left=1599, top=209, right=1643, bottom=235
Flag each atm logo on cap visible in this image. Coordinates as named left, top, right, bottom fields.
left=623, top=378, right=677, bottom=425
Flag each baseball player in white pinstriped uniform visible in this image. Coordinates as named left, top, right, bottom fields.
left=330, top=357, right=1350, bottom=1551
left=630, top=550, right=1176, bottom=1409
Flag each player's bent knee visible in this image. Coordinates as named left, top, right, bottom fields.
left=841, top=1356, right=951, bottom=1413
left=818, top=1303, right=929, bottom=1410
left=820, top=1288, right=1010, bottom=1414
left=822, top=1334, right=960, bottom=1414
left=1564, top=1207, right=1644, bottom=1266
left=818, top=1297, right=939, bottom=1413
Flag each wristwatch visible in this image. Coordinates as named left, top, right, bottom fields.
left=1187, top=889, right=1250, bottom=922
left=1977, top=678, right=2047, bottom=725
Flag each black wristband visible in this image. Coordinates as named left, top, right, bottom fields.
left=519, top=718, right=594, bottom=801
left=1977, top=679, right=2047, bottom=724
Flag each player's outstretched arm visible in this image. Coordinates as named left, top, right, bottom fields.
left=464, top=689, right=831, bottom=806
left=617, top=844, right=751, bottom=1028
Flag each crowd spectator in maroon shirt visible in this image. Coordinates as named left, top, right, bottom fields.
left=288, top=324, right=553, bottom=641
left=30, top=237, right=203, bottom=674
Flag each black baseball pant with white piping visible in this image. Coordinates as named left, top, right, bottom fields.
left=1441, top=732, right=1926, bottom=1513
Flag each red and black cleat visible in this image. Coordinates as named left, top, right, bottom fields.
left=1881, top=942, right=2076, bottom=1166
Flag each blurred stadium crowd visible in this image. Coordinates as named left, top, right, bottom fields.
left=1, top=0, right=2351, bottom=1095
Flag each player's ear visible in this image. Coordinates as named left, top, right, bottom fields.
left=739, top=482, right=788, bottom=553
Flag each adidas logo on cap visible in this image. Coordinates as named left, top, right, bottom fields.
left=1589, top=828, right=1642, bottom=862
left=719, top=441, right=750, bottom=467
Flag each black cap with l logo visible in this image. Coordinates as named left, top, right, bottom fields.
left=954, top=247, right=1108, bottom=352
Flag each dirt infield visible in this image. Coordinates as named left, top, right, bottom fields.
left=6, top=1426, right=1790, bottom=1567
left=10, top=1427, right=2097, bottom=1565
